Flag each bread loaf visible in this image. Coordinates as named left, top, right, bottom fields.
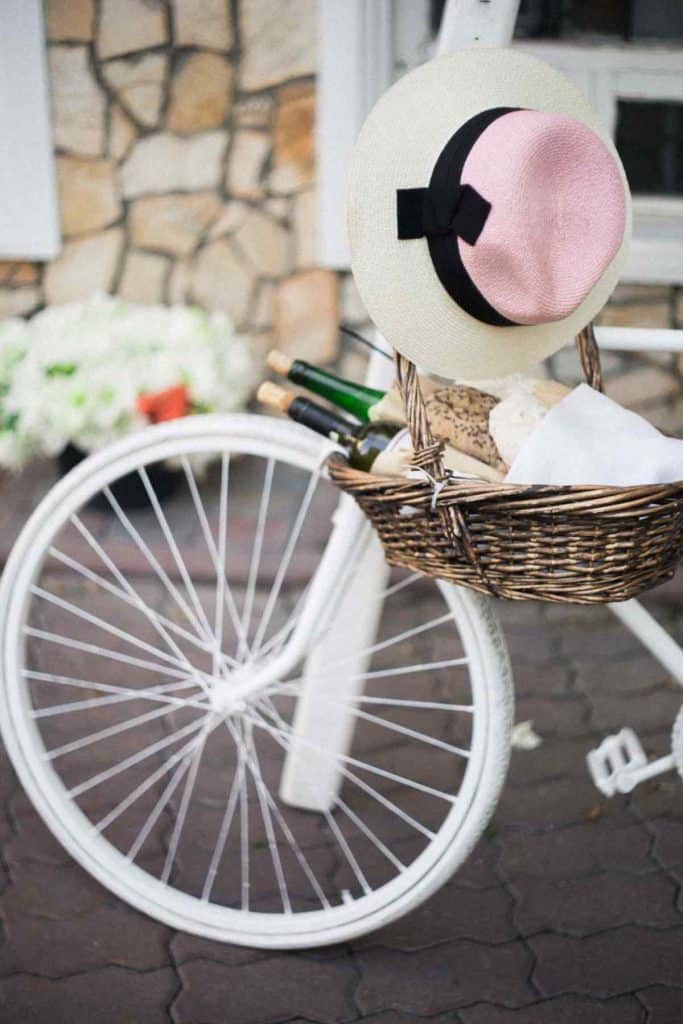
left=425, top=386, right=506, bottom=472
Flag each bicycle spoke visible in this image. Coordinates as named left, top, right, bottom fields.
left=201, top=739, right=246, bottom=902
left=49, top=544, right=216, bottom=656
left=104, top=483, right=213, bottom=646
left=239, top=726, right=250, bottom=910
left=252, top=704, right=454, bottom=807
left=46, top=701, right=183, bottom=761
left=259, top=707, right=372, bottom=896
left=136, top=469, right=215, bottom=643
left=24, top=628, right=196, bottom=681
left=252, top=708, right=438, bottom=843
left=229, top=719, right=331, bottom=910
left=335, top=796, right=406, bottom=873
left=30, top=585, right=200, bottom=677
left=213, top=453, right=229, bottom=671
left=252, top=468, right=320, bottom=655
left=45, top=544, right=210, bottom=697
left=68, top=716, right=207, bottom=798
left=242, top=719, right=291, bottom=912
left=126, top=750, right=196, bottom=861
left=161, top=725, right=209, bottom=884
left=26, top=671, right=209, bottom=716
left=97, top=729, right=208, bottom=834
left=180, top=455, right=247, bottom=661
left=238, top=458, right=274, bottom=662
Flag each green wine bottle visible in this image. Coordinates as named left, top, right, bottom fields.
left=267, top=349, right=384, bottom=423
left=257, top=382, right=402, bottom=472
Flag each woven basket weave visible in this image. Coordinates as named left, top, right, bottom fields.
left=328, top=327, right=683, bottom=604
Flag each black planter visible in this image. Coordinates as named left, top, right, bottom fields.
left=58, top=443, right=180, bottom=512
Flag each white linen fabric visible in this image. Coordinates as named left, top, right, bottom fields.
left=506, top=383, right=683, bottom=486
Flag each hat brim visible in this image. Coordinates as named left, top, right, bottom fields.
left=347, top=48, right=631, bottom=379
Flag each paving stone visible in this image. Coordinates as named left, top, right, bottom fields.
left=240, top=0, right=315, bottom=91
left=0, top=901, right=171, bottom=976
left=575, top=651, right=675, bottom=697
left=1, top=859, right=115, bottom=919
left=172, top=955, right=358, bottom=1023
left=0, top=966, right=176, bottom=1024
left=454, top=837, right=503, bottom=889
left=511, top=868, right=680, bottom=936
left=356, top=883, right=516, bottom=950
left=588, top=688, right=683, bottom=735
left=459, top=994, right=644, bottom=1023
left=494, top=776, right=630, bottom=830
left=637, top=985, right=683, bottom=1023
left=513, top=695, right=588, bottom=738
left=507, top=737, right=596, bottom=787
left=170, top=931, right=271, bottom=968
left=497, top=821, right=653, bottom=881
left=628, top=776, right=682, bottom=821
left=531, top=925, right=683, bottom=997
left=558, top=622, right=642, bottom=663
left=648, top=817, right=683, bottom=871
left=355, top=940, right=535, bottom=1015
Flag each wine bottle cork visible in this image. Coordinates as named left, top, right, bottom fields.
left=257, top=380, right=294, bottom=413
left=266, top=349, right=293, bottom=377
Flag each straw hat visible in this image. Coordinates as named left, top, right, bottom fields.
left=347, top=48, right=631, bottom=379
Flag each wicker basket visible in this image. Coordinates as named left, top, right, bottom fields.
left=328, top=327, right=683, bottom=604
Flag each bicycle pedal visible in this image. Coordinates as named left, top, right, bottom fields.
left=586, top=727, right=648, bottom=797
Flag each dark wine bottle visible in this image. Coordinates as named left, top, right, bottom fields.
left=257, top=382, right=402, bottom=471
left=266, top=350, right=384, bottom=422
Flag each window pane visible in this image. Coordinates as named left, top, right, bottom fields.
left=630, top=0, right=683, bottom=41
left=616, top=100, right=683, bottom=196
left=514, top=0, right=627, bottom=38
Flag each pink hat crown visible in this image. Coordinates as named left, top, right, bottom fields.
left=396, top=107, right=627, bottom=328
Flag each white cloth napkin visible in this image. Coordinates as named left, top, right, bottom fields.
left=506, top=383, right=683, bottom=486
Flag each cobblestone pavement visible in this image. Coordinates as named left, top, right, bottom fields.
left=0, top=460, right=682, bottom=1023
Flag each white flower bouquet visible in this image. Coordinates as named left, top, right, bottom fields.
left=0, top=295, right=255, bottom=470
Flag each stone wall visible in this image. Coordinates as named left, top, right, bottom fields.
left=0, top=0, right=346, bottom=368
left=0, top=0, right=681, bottom=429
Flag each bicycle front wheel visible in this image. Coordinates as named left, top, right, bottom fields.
left=0, top=414, right=513, bottom=948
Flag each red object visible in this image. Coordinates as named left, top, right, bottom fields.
left=137, top=384, right=190, bottom=423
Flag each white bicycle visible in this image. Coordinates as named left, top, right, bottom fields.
left=1, top=325, right=681, bottom=950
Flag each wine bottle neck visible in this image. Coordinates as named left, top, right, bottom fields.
left=287, top=360, right=384, bottom=422
left=287, top=395, right=354, bottom=443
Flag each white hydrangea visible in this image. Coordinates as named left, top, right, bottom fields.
left=0, top=295, right=255, bottom=468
